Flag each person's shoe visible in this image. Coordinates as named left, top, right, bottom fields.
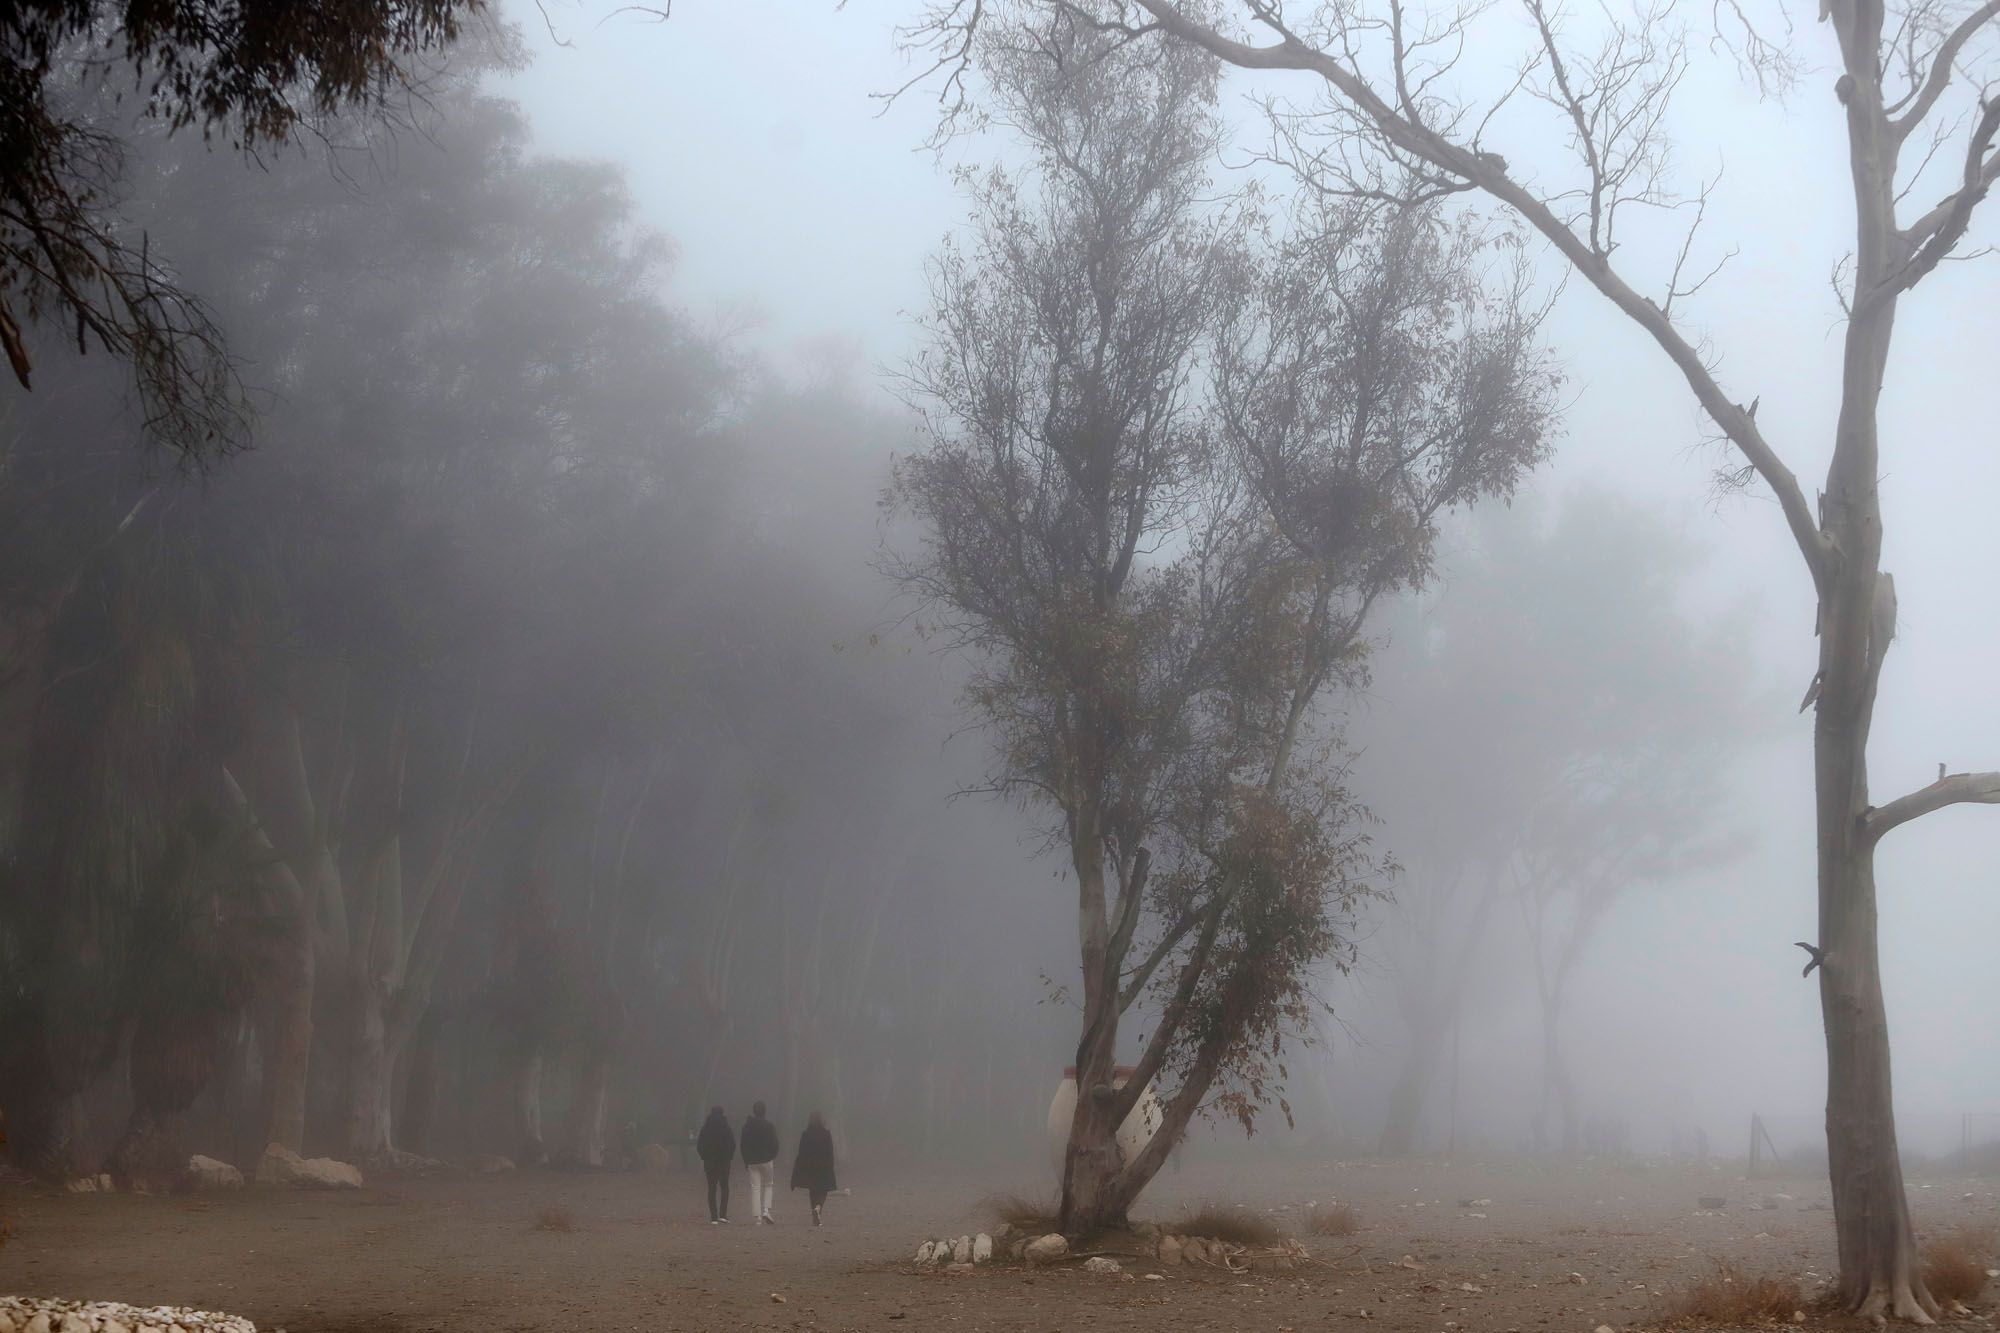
left=812, top=1206, right=822, bottom=1227
left=719, top=1216, right=729, bottom=1224
left=709, top=1218, right=719, bottom=1226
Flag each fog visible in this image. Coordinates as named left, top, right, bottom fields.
left=503, top=0, right=2000, bottom=1163
left=4, top=0, right=1998, bottom=1242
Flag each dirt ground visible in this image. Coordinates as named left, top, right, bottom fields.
left=2, top=1154, right=1995, bottom=1331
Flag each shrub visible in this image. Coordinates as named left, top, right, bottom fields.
left=1665, top=1262, right=1801, bottom=1325
left=532, top=1204, right=577, bottom=1233
left=1170, top=1204, right=1284, bottom=1247
left=983, top=1193, right=1061, bottom=1234
left=1307, top=1203, right=1360, bottom=1236
left=1923, top=1228, right=1995, bottom=1304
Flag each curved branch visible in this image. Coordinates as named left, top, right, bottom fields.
left=1889, top=95, right=2000, bottom=297
left=1128, top=0, right=1832, bottom=593
left=1889, top=0, right=2000, bottom=140
left=1863, top=770, right=2000, bottom=843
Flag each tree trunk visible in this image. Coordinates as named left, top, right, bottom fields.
left=1815, top=548, right=1933, bottom=1317
left=1376, top=1007, right=1446, bottom=1156
left=515, top=1050, right=545, bottom=1163
left=400, top=1005, right=443, bottom=1156
left=264, top=919, right=315, bottom=1154
left=1813, top=93, right=1933, bottom=1305
left=1059, top=881, right=1127, bottom=1233
left=1058, top=836, right=1131, bottom=1234
left=567, top=1059, right=610, bottom=1167
left=345, top=982, right=392, bottom=1162
left=1532, top=1001, right=1579, bottom=1156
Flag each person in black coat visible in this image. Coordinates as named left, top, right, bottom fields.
left=696, top=1105, right=735, bottom=1224
left=789, top=1110, right=837, bottom=1227
left=740, top=1100, right=780, bottom=1225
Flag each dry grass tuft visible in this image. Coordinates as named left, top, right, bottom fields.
left=1924, top=1228, right=1995, bottom=1304
left=983, top=1193, right=1061, bottom=1235
left=1307, top=1203, right=1361, bottom=1236
left=1170, top=1204, right=1285, bottom=1247
left=1665, top=1261, right=1802, bottom=1325
left=532, top=1204, right=577, bottom=1233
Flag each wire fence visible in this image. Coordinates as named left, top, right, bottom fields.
left=1743, top=1110, right=2000, bottom=1177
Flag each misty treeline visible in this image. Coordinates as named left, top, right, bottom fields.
left=1346, top=496, right=1759, bottom=1159
left=0, top=0, right=1778, bottom=1229
left=0, top=30, right=1073, bottom=1183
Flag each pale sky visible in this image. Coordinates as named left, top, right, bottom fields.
left=499, top=0, right=2000, bottom=1146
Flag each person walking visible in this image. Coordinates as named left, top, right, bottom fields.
left=696, top=1105, right=735, bottom=1224
left=740, top=1100, right=779, bottom=1225
left=790, top=1110, right=837, bottom=1227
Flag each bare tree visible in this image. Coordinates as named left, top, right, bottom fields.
left=890, top=10, right=1554, bottom=1233
left=909, top=0, right=2000, bottom=1315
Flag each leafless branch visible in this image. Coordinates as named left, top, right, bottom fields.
left=1127, top=0, right=1832, bottom=592
left=1889, top=0, right=2000, bottom=139
left=1887, top=93, right=2000, bottom=297
left=1864, top=769, right=2000, bottom=842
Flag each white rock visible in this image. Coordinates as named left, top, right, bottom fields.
left=1024, top=1233, right=1069, bottom=1265
left=953, top=1235, right=972, bottom=1264
left=1157, top=1235, right=1183, bottom=1265
left=257, top=1142, right=361, bottom=1189
left=23, top=1315, right=49, bottom=1333
left=186, top=1156, right=243, bottom=1190
left=972, top=1233, right=993, bottom=1264
left=1083, top=1256, right=1122, bottom=1275
left=915, top=1241, right=936, bottom=1265
left=1142, top=1273, right=1165, bottom=1282
left=478, top=1154, right=517, bottom=1174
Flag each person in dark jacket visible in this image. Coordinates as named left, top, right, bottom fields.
left=790, top=1110, right=837, bottom=1227
left=740, top=1100, right=780, bottom=1225
left=696, top=1105, right=735, bottom=1224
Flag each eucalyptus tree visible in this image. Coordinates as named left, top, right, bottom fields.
left=890, top=11, right=1555, bottom=1233
left=911, top=0, right=2000, bottom=1309
left=1, top=0, right=492, bottom=456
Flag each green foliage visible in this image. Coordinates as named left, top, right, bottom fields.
left=2, top=0, right=490, bottom=456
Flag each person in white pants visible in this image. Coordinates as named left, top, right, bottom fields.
left=740, top=1101, right=780, bottom=1224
